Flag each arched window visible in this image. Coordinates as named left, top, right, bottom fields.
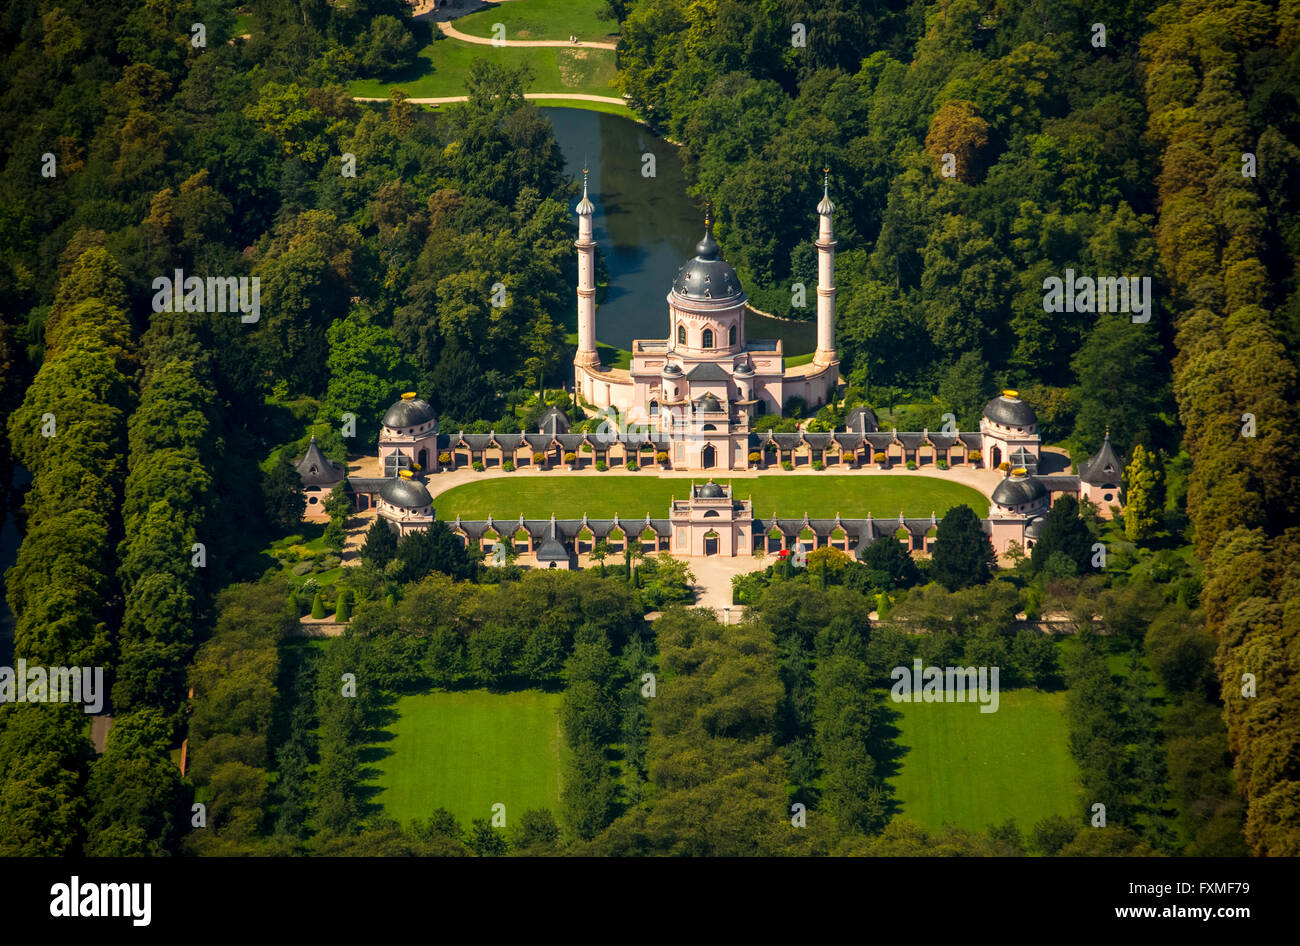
left=649, top=400, right=659, bottom=417
left=677, top=324, right=686, bottom=345
left=702, top=328, right=714, bottom=349
left=728, top=325, right=737, bottom=346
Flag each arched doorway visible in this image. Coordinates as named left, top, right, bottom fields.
left=704, top=529, right=719, bottom=556
left=991, top=445, right=1002, bottom=467
left=417, top=448, right=428, bottom=469
left=701, top=444, right=715, bottom=468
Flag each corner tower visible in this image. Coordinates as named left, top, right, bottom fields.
left=814, top=169, right=838, bottom=369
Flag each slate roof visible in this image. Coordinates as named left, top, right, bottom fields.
left=1079, top=434, right=1125, bottom=485
left=538, top=406, right=571, bottom=435
left=536, top=518, right=570, bottom=562
left=295, top=437, right=345, bottom=487
left=685, top=362, right=731, bottom=382
left=844, top=406, right=879, bottom=434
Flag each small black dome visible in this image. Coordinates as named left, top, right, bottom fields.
left=382, top=395, right=436, bottom=430
left=696, top=393, right=723, bottom=412
left=1025, top=516, right=1046, bottom=539
left=992, top=474, right=1047, bottom=508
left=662, top=363, right=683, bottom=376
left=380, top=476, right=432, bottom=509
left=698, top=482, right=724, bottom=498
left=982, top=393, right=1037, bottom=428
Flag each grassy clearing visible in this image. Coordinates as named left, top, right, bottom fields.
left=888, top=688, right=1081, bottom=833
left=367, top=689, right=565, bottom=828
left=454, top=0, right=619, bottom=43
left=432, top=474, right=989, bottom=521
left=350, top=39, right=617, bottom=100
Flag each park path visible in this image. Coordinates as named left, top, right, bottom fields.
left=354, top=92, right=627, bottom=105
left=436, top=19, right=618, bottom=50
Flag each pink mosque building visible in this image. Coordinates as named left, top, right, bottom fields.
left=311, top=180, right=1127, bottom=565
left=571, top=173, right=841, bottom=471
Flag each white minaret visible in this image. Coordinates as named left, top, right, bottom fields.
left=574, top=168, right=600, bottom=370
left=814, top=168, right=838, bottom=367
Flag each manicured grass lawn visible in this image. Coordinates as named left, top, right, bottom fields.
left=432, top=474, right=989, bottom=521
left=889, top=688, right=1081, bottom=833
left=350, top=39, right=617, bottom=99
left=455, top=0, right=619, bottom=43
left=368, top=690, right=565, bottom=828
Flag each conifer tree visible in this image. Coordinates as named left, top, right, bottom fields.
left=1123, top=444, right=1163, bottom=542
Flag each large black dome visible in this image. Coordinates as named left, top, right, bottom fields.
left=992, top=474, right=1046, bottom=507
left=672, top=221, right=744, bottom=301
left=380, top=476, right=432, bottom=509
left=698, top=481, right=724, bottom=498
left=382, top=395, right=436, bottom=430
left=982, top=392, right=1037, bottom=428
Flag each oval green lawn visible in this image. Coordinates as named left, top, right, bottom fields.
left=431, top=474, right=989, bottom=522
left=454, top=0, right=620, bottom=44
left=350, top=40, right=617, bottom=100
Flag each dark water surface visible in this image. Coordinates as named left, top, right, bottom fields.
left=542, top=108, right=814, bottom=355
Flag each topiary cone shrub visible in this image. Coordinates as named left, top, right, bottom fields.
left=310, top=593, right=325, bottom=619
left=335, top=590, right=352, bottom=622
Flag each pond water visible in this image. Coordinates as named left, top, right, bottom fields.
left=542, top=107, right=814, bottom=355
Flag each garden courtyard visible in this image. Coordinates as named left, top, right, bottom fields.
left=888, top=688, right=1081, bottom=833
left=430, top=473, right=991, bottom=522
left=366, top=689, right=565, bottom=829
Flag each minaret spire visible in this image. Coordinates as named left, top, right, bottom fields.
left=814, top=167, right=838, bottom=369
left=574, top=164, right=599, bottom=374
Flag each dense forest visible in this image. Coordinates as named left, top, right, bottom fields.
left=0, top=0, right=1297, bottom=857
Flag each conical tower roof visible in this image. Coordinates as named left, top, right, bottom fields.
left=1080, top=431, right=1125, bottom=485
left=295, top=436, right=345, bottom=487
